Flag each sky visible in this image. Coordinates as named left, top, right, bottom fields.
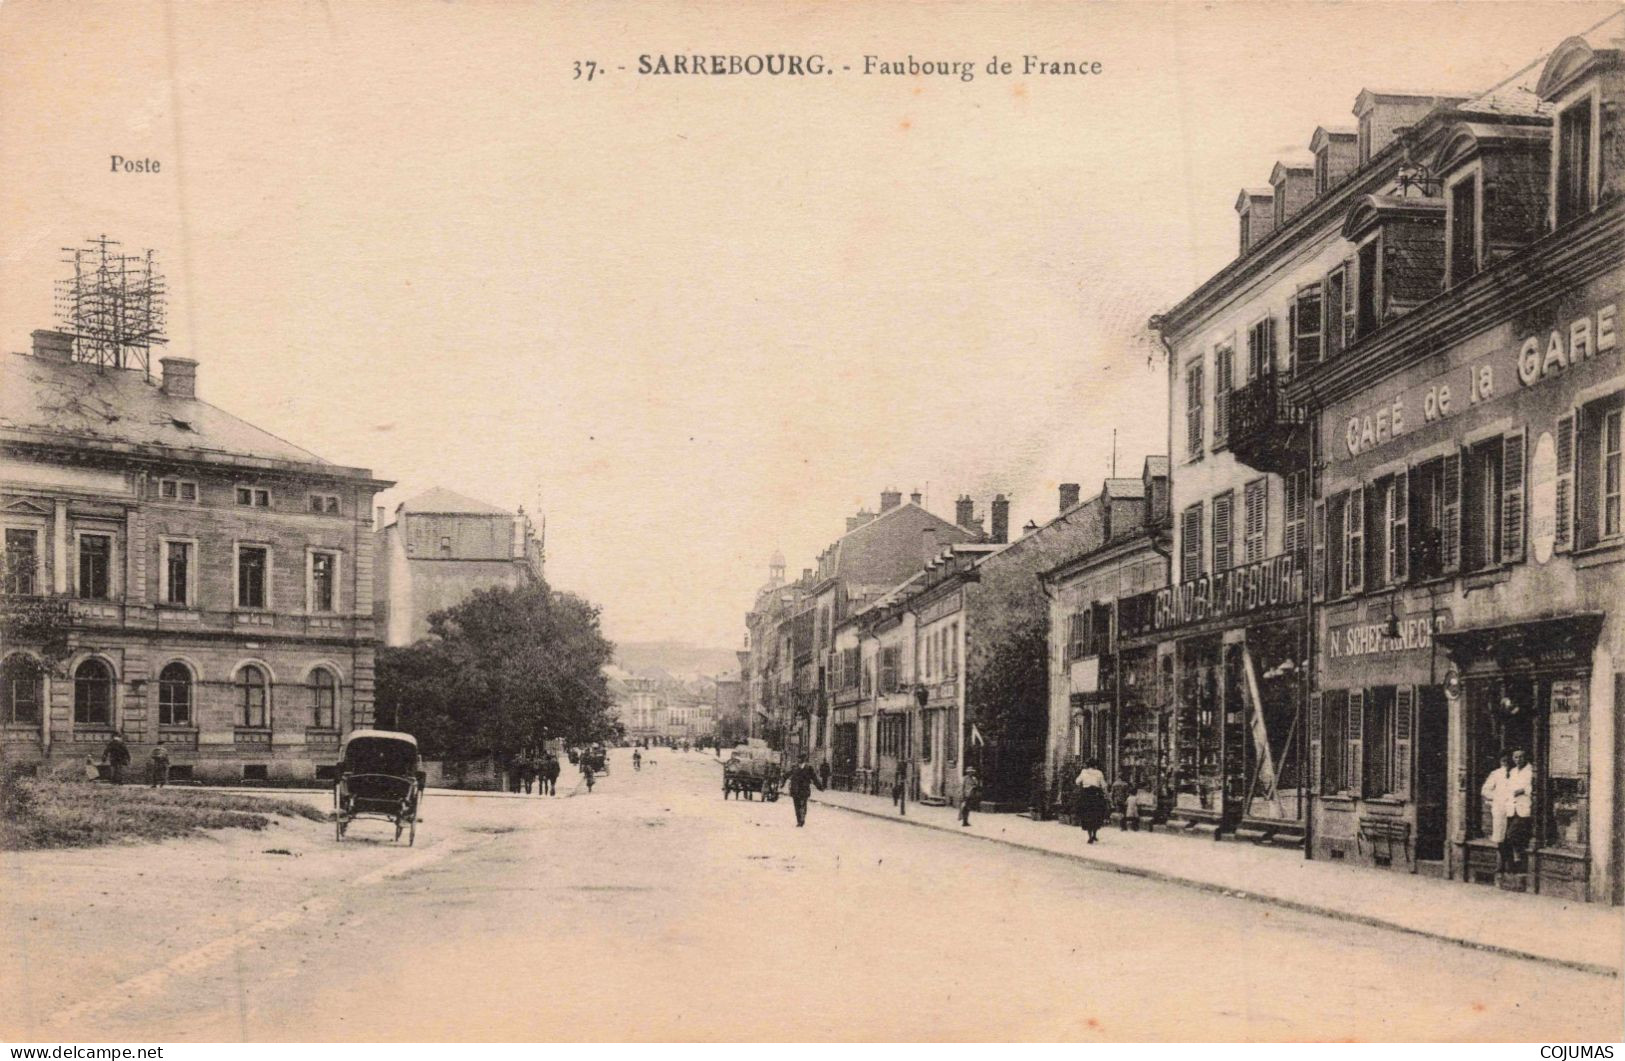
left=1, top=1, right=1617, bottom=650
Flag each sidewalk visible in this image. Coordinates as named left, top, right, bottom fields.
left=813, top=787, right=1624, bottom=977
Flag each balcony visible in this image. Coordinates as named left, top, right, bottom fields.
left=1227, top=373, right=1309, bottom=475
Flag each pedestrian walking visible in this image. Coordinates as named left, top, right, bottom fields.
left=542, top=754, right=560, bottom=796
left=784, top=753, right=825, bottom=827
left=103, top=733, right=130, bottom=785
left=1074, top=759, right=1110, bottom=844
left=582, top=762, right=596, bottom=793
left=147, top=744, right=170, bottom=788
left=960, top=766, right=982, bottom=827
left=520, top=759, right=537, bottom=795
left=632, top=749, right=642, bottom=772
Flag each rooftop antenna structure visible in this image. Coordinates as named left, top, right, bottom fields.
left=1111, top=429, right=1118, bottom=477
left=54, top=236, right=168, bottom=377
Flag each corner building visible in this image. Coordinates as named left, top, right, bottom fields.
left=1287, top=34, right=1625, bottom=902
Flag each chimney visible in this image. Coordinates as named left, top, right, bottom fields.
left=31, top=329, right=74, bottom=363
left=991, top=494, right=1010, bottom=545
left=160, top=357, right=198, bottom=399
left=909, top=489, right=922, bottom=506
left=1059, top=483, right=1081, bottom=512
left=880, top=488, right=902, bottom=513
left=955, top=495, right=975, bottom=529
left=802, top=567, right=813, bottom=583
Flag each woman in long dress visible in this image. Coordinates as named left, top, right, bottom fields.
left=1074, top=759, right=1111, bottom=844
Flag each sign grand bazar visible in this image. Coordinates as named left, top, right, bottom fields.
left=1120, top=551, right=1306, bottom=639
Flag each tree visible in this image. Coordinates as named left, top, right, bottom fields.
left=375, top=582, right=619, bottom=760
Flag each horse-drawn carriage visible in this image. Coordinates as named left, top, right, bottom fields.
left=333, top=729, right=423, bottom=844
left=722, top=744, right=781, bottom=801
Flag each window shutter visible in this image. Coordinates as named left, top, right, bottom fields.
left=1347, top=687, right=1365, bottom=796
left=1391, top=473, right=1409, bottom=584
left=1341, top=259, right=1356, bottom=348
left=1555, top=412, right=1576, bottom=553
left=1501, top=428, right=1526, bottom=562
left=1308, top=691, right=1323, bottom=793
left=1312, top=499, right=1327, bottom=600
left=1213, top=492, right=1234, bottom=572
left=1266, top=314, right=1279, bottom=375
left=1182, top=504, right=1204, bottom=580
left=1441, top=450, right=1462, bottom=574
left=1283, top=473, right=1299, bottom=556
left=1286, top=301, right=1297, bottom=376
left=1245, top=478, right=1267, bottom=562
left=1392, top=685, right=1414, bottom=801
left=1345, top=484, right=1365, bottom=594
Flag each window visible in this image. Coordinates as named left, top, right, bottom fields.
left=1290, top=284, right=1322, bottom=372
left=880, top=647, right=900, bottom=695
left=237, top=664, right=269, bottom=728
left=1212, top=340, right=1234, bottom=446
left=1212, top=491, right=1234, bottom=573
left=1372, top=474, right=1408, bottom=587
left=74, top=659, right=113, bottom=726
left=1576, top=394, right=1625, bottom=548
left=3, top=528, right=38, bottom=595
left=1323, top=266, right=1349, bottom=361
left=1463, top=438, right=1504, bottom=572
left=1314, top=149, right=1329, bottom=196
left=1181, top=503, right=1204, bottom=580
left=1185, top=361, right=1204, bottom=459
left=158, top=662, right=193, bottom=726
left=309, top=551, right=337, bottom=613
left=1283, top=470, right=1309, bottom=558
left=161, top=540, right=193, bottom=606
left=236, top=487, right=271, bottom=508
left=237, top=545, right=269, bottom=609
left=1408, top=456, right=1456, bottom=579
left=77, top=533, right=112, bottom=600
left=1243, top=478, right=1267, bottom=563
left=2, top=655, right=42, bottom=724
left=1358, top=113, right=1373, bottom=165
left=1363, top=686, right=1396, bottom=797
left=309, top=494, right=340, bottom=515
left=921, top=712, right=933, bottom=762
left=1448, top=173, right=1480, bottom=286
left=310, top=668, right=337, bottom=729
left=1356, top=238, right=1381, bottom=337
left=159, top=478, right=198, bottom=503
left=1342, top=486, right=1364, bottom=594
left=1320, top=689, right=1350, bottom=792
left=1555, top=98, right=1594, bottom=228
left=1246, top=317, right=1276, bottom=381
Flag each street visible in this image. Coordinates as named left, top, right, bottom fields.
left=4, top=751, right=1620, bottom=1042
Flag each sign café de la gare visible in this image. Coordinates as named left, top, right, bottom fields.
left=1340, top=294, right=1619, bottom=464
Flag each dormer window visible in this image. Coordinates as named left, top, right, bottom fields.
left=1358, top=113, right=1373, bottom=165
left=1447, top=170, right=1480, bottom=286
left=1555, top=96, right=1595, bottom=227
left=1315, top=152, right=1329, bottom=195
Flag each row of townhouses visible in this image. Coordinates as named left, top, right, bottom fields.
left=743, top=31, right=1624, bottom=904
left=0, top=332, right=544, bottom=782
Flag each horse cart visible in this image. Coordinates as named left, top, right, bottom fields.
left=723, top=747, right=781, bottom=801
left=333, top=729, right=424, bottom=844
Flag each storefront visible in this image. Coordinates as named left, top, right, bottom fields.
left=1119, top=550, right=1309, bottom=836
left=1114, top=643, right=1167, bottom=816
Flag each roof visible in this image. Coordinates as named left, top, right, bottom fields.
left=0, top=352, right=328, bottom=467
left=1103, top=477, right=1147, bottom=500
left=819, top=501, right=976, bottom=589
left=398, top=487, right=508, bottom=515
left=1143, top=455, right=1170, bottom=478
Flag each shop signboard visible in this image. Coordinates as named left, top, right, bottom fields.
left=1325, top=611, right=1453, bottom=662
left=1118, top=550, right=1306, bottom=639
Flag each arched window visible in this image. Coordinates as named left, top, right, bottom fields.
left=158, top=662, right=193, bottom=727
left=74, top=659, right=113, bottom=725
left=309, top=668, right=337, bottom=730
left=2, top=654, right=43, bottom=725
left=237, top=664, right=269, bottom=728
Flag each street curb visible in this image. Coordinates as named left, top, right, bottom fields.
left=816, top=797, right=1621, bottom=979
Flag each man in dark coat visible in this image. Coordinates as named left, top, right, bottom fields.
left=541, top=754, right=560, bottom=795
left=103, top=734, right=131, bottom=785
left=784, top=754, right=825, bottom=827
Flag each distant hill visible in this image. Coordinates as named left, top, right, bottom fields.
left=613, top=640, right=741, bottom=680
